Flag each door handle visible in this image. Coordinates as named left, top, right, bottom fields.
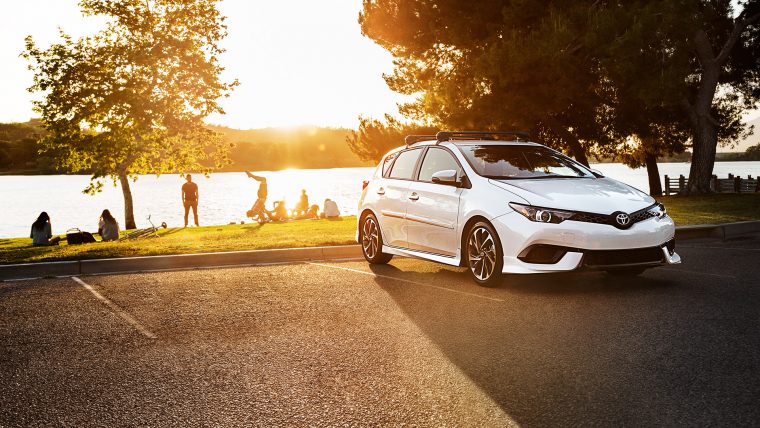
left=408, top=192, right=419, bottom=201
left=377, top=187, right=385, bottom=195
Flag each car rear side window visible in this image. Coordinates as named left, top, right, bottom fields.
left=381, top=152, right=397, bottom=177
left=388, top=149, right=422, bottom=180
left=418, top=148, right=461, bottom=182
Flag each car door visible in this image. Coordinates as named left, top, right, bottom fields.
left=405, top=147, right=463, bottom=256
left=377, top=148, right=424, bottom=248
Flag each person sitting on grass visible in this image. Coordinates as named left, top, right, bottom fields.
left=294, top=204, right=320, bottom=220
left=98, top=209, right=120, bottom=242
left=322, top=198, right=340, bottom=219
left=269, top=200, right=289, bottom=222
left=307, top=204, right=319, bottom=219
left=30, top=212, right=61, bottom=246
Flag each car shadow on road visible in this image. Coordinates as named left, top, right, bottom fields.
left=368, top=263, right=677, bottom=296
left=366, top=261, right=734, bottom=427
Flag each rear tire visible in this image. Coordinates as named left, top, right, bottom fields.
left=465, top=221, right=504, bottom=287
left=360, top=213, right=393, bottom=264
left=606, top=268, right=646, bottom=277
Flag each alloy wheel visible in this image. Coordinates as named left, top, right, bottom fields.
left=362, top=216, right=380, bottom=259
left=468, top=226, right=497, bottom=281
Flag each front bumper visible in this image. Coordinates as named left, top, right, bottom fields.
left=492, top=212, right=681, bottom=274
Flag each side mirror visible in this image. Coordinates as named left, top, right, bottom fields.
left=431, top=169, right=459, bottom=186
left=590, top=169, right=604, bottom=178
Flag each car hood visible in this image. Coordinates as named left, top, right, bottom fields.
left=489, top=177, right=655, bottom=214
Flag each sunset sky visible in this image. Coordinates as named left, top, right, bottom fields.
left=1, top=0, right=757, bottom=131
left=0, top=0, right=410, bottom=129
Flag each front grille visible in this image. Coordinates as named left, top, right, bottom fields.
left=630, top=209, right=658, bottom=224
left=582, top=246, right=664, bottom=268
left=568, top=204, right=657, bottom=229
left=570, top=212, right=609, bottom=225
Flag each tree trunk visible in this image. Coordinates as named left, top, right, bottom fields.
left=118, top=171, right=137, bottom=229
left=566, top=137, right=590, bottom=167
left=683, top=116, right=718, bottom=194
left=644, top=153, right=662, bottom=196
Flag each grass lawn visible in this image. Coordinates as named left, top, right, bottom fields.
left=0, top=217, right=357, bottom=265
left=1, top=193, right=758, bottom=265
left=657, top=193, right=760, bottom=225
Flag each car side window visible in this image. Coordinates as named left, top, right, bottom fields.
left=388, top=149, right=422, bottom=180
left=418, top=148, right=461, bottom=182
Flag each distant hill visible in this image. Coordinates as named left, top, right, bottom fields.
left=1, top=121, right=371, bottom=174
left=734, top=116, right=760, bottom=152
left=209, top=125, right=371, bottom=171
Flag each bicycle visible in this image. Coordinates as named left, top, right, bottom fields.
left=122, top=215, right=168, bottom=240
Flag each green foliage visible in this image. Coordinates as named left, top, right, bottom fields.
left=23, top=0, right=237, bottom=225
left=356, top=0, right=760, bottom=178
left=358, top=0, right=623, bottom=165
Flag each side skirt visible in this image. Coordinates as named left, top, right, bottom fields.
left=382, top=245, right=462, bottom=267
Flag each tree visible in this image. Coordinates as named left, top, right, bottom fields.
left=678, top=1, right=760, bottom=193
left=23, top=0, right=237, bottom=228
left=593, top=0, right=759, bottom=194
left=358, top=0, right=621, bottom=167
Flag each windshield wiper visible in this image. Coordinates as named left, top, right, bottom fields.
left=485, top=174, right=586, bottom=180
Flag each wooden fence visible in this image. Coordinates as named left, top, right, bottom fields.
left=664, top=174, right=759, bottom=195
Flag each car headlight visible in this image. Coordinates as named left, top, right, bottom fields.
left=648, top=203, right=667, bottom=219
left=509, top=202, right=575, bottom=224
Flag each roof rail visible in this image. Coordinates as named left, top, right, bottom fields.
left=405, top=134, right=437, bottom=146
left=436, top=131, right=530, bottom=143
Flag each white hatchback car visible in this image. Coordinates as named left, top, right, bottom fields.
left=357, top=131, right=681, bottom=286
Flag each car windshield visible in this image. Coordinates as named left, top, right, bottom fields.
left=459, top=144, right=595, bottom=179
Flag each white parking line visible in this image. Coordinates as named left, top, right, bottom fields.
left=72, top=276, right=157, bottom=339
left=308, top=262, right=505, bottom=302
left=679, top=245, right=760, bottom=252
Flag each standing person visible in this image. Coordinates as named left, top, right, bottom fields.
left=30, top=212, right=61, bottom=246
left=295, top=189, right=309, bottom=217
left=98, top=209, right=120, bottom=241
left=182, top=174, right=199, bottom=227
left=246, top=171, right=271, bottom=223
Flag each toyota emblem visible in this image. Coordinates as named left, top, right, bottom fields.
left=615, top=213, right=630, bottom=226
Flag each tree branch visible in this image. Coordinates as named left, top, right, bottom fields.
left=692, top=29, right=716, bottom=68
left=715, top=10, right=760, bottom=66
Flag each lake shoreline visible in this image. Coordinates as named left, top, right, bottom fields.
left=2, top=163, right=760, bottom=239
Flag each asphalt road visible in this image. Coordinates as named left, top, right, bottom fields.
left=1, top=236, right=759, bottom=427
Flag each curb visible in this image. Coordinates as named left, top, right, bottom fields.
left=674, top=220, right=760, bottom=240
left=3, top=220, right=759, bottom=282
left=1, top=245, right=362, bottom=281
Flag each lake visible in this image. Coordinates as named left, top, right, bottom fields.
left=2, top=162, right=759, bottom=238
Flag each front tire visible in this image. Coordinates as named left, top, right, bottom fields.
left=465, top=221, right=504, bottom=287
left=360, top=213, right=393, bottom=264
